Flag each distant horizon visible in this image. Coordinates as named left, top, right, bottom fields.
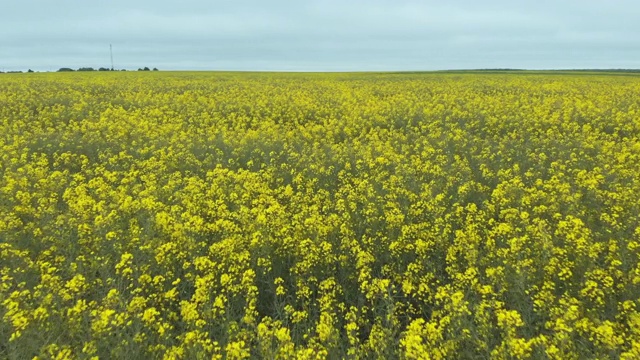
left=3, top=67, right=640, bottom=74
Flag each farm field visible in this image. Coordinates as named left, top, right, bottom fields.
left=1, top=71, right=640, bottom=359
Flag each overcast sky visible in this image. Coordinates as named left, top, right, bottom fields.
left=1, top=0, right=639, bottom=71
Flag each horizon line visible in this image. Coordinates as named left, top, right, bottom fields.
left=3, top=67, right=640, bottom=74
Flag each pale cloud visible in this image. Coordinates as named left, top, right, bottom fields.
left=1, top=0, right=638, bottom=71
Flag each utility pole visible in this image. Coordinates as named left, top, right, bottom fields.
left=110, top=44, right=114, bottom=71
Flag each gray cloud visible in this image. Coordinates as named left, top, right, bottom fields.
left=1, top=0, right=639, bottom=71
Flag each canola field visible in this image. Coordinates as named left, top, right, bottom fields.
left=1, top=71, right=640, bottom=359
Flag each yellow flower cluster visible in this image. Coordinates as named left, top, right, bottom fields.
left=1, top=71, right=640, bottom=358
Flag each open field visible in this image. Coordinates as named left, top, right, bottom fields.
left=1, top=71, right=640, bottom=359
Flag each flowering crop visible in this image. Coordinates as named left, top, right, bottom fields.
left=1, top=71, right=640, bottom=359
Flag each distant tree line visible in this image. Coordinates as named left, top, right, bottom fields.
left=562, top=69, right=640, bottom=73
left=4, top=68, right=638, bottom=75
left=1, top=67, right=160, bottom=73
left=57, top=67, right=159, bottom=72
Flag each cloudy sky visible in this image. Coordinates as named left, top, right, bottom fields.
left=1, top=0, right=639, bottom=71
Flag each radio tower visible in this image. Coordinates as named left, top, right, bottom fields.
left=110, top=44, right=114, bottom=71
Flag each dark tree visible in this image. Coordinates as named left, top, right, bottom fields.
left=153, top=68, right=159, bottom=71
left=27, top=69, right=34, bottom=73
left=58, top=68, right=75, bottom=72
